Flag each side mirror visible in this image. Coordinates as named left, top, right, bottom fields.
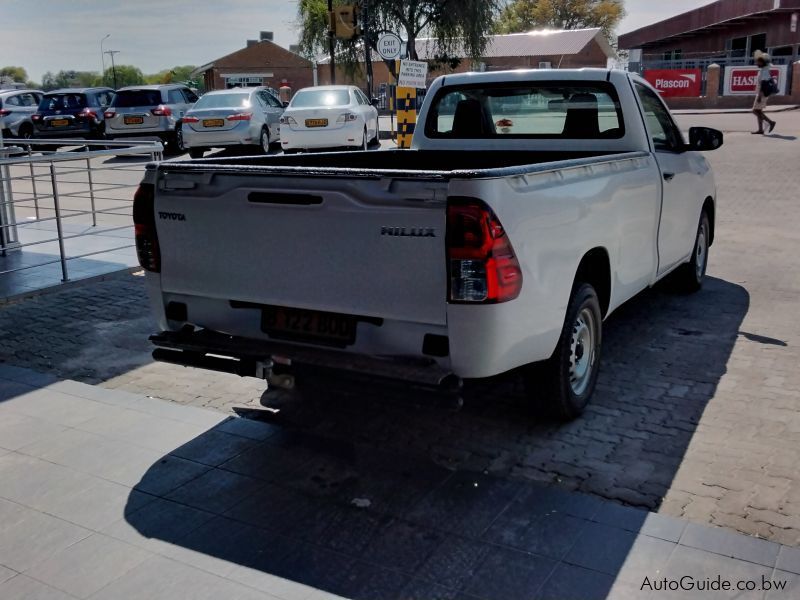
left=371, top=98, right=379, bottom=106
left=282, top=101, right=289, bottom=108
left=688, top=127, right=723, bottom=151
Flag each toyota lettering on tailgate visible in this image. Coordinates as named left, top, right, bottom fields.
left=644, top=69, right=702, bottom=98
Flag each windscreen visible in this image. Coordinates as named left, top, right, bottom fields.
left=426, top=82, right=625, bottom=139
left=39, top=93, right=87, bottom=111
left=111, top=90, right=162, bottom=107
left=193, top=93, right=251, bottom=109
left=290, top=89, right=350, bottom=108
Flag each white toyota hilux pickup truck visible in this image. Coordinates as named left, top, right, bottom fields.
left=135, top=69, right=722, bottom=420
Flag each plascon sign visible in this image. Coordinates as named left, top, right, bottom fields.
left=644, top=69, right=702, bottom=97
left=724, top=65, right=787, bottom=95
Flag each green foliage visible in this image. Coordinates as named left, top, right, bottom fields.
left=41, top=70, right=101, bottom=90
left=0, top=66, right=28, bottom=82
left=101, top=65, right=144, bottom=88
left=496, top=0, right=625, bottom=41
left=297, top=0, right=500, bottom=72
left=144, top=65, right=197, bottom=85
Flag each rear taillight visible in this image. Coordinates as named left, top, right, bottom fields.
left=0, top=109, right=10, bottom=117
left=103, top=111, right=115, bottom=119
left=151, top=105, right=172, bottom=116
left=133, top=183, right=160, bottom=273
left=31, top=113, right=42, bottom=121
left=279, top=115, right=296, bottom=125
left=182, top=115, right=199, bottom=123
left=79, top=108, right=98, bottom=119
left=336, top=112, right=358, bottom=123
left=447, top=199, right=522, bottom=303
left=226, top=112, right=252, bottom=121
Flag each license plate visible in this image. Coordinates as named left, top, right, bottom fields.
left=124, top=116, right=144, bottom=125
left=50, top=119, right=69, bottom=127
left=305, top=118, right=328, bottom=128
left=203, top=119, right=224, bottom=128
left=262, top=306, right=355, bottom=345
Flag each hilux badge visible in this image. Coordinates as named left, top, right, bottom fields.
left=380, top=226, right=435, bottom=237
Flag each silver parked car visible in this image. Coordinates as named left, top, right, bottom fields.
left=181, top=87, right=285, bottom=159
left=0, top=89, right=43, bottom=139
left=104, top=84, right=198, bottom=153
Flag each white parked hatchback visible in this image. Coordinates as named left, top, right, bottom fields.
left=279, top=85, right=379, bottom=153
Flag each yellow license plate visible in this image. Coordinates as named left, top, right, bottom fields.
left=124, top=116, right=144, bottom=125
left=203, top=119, right=224, bottom=128
left=305, top=118, right=328, bottom=128
left=50, top=119, right=69, bottom=127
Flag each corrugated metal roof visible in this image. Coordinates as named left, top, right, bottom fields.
left=318, top=28, right=613, bottom=64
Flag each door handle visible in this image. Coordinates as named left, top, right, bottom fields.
left=663, top=172, right=675, bottom=181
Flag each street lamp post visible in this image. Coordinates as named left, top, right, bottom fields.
left=100, top=34, right=110, bottom=86
left=104, top=50, right=120, bottom=89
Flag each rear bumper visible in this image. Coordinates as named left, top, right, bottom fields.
left=183, top=124, right=259, bottom=149
left=280, top=122, right=363, bottom=150
left=33, top=126, right=100, bottom=139
left=150, top=328, right=457, bottom=390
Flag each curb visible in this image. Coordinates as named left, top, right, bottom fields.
left=673, top=105, right=800, bottom=116
left=0, top=267, right=141, bottom=306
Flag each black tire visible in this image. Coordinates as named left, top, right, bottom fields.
left=258, top=127, right=271, bottom=155
left=669, top=211, right=710, bottom=293
left=188, top=148, right=205, bottom=159
left=17, top=123, right=33, bottom=140
left=524, top=283, right=603, bottom=421
left=168, top=127, right=185, bottom=155
left=361, top=128, right=368, bottom=151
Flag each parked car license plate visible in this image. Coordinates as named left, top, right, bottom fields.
left=305, top=118, right=328, bottom=128
left=124, top=116, right=144, bottom=125
left=262, top=306, right=355, bottom=345
left=50, top=119, right=69, bottom=127
left=203, top=119, right=224, bottom=128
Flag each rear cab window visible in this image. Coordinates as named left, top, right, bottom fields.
left=425, top=81, right=625, bottom=140
left=111, top=90, right=163, bottom=107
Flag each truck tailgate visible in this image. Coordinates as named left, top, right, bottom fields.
left=154, top=170, right=449, bottom=325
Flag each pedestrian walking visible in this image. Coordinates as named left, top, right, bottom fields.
left=752, top=50, right=777, bottom=135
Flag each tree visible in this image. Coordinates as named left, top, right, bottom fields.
left=297, top=0, right=500, bottom=72
left=41, top=70, right=100, bottom=90
left=496, top=0, right=625, bottom=41
left=0, top=66, right=28, bottom=82
left=102, top=64, right=144, bottom=88
left=144, top=65, right=197, bottom=85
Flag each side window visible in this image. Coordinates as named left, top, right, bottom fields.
left=183, top=89, right=199, bottom=103
left=5, top=95, right=21, bottom=106
left=20, top=93, right=37, bottom=106
left=254, top=92, right=267, bottom=109
left=265, top=93, right=282, bottom=108
left=635, top=83, right=684, bottom=152
left=167, top=89, right=184, bottom=104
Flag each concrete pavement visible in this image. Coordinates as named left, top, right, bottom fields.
left=0, top=364, right=799, bottom=599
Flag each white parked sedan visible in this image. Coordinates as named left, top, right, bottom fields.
left=279, top=85, right=379, bottom=153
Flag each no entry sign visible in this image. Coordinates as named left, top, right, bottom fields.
left=644, top=69, right=702, bottom=97
left=723, top=65, right=787, bottom=95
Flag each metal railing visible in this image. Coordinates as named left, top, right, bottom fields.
left=0, top=139, right=163, bottom=284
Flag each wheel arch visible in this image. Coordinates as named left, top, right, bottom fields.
left=574, top=247, right=611, bottom=318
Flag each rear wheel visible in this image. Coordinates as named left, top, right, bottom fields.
left=524, top=283, right=602, bottom=421
left=169, top=127, right=185, bottom=155
left=17, top=123, right=33, bottom=140
left=259, top=127, right=270, bottom=154
left=669, top=211, right=710, bottom=293
left=189, top=148, right=205, bottom=159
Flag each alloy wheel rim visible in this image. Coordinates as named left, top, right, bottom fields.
left=262, top=131, right=269, bottom=152
left=695, top=226, right=707, bottom=280
left=569, top=307, right=597, bottom=396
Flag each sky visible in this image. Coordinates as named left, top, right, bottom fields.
left=2, top=0, right=715, bottom=83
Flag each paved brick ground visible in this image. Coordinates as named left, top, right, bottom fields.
left=1, top=112, right=799, bottom=546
